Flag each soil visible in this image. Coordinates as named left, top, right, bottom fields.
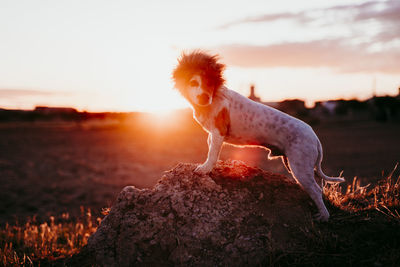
left=87, top=161, right=317, bottom=266
left=83, top=161, right=400, bottom=267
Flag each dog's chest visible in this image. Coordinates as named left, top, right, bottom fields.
left=193, top=107, right=213, bottom=129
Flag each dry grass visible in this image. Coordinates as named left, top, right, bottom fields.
left=0, top=207, right=99, bottom=266
left=267, top=165, right=400, bottom=266
left=324, top=163, right=400, bottom=220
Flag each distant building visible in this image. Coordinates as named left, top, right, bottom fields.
left=247, top=85, right=279, bottom=108
left=277, top=99, right=307, bottom=117
left=34, top=106, right=78, bottom=114
left=248, top=84, right=261, bottom=102
left=320, top=100, right=338, bottom=115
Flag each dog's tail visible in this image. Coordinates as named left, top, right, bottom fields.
left=315, top=140, right=345, bottom=183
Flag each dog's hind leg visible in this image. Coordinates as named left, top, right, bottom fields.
left=288, top=158, right=330, bottom=221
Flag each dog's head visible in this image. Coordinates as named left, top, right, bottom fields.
left=172, top=51, right=225, bottom=107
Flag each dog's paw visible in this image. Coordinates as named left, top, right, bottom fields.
left=194, top=164, right=212, bottom=175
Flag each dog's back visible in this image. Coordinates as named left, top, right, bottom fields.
left=219, top=88, right=317, bottom=154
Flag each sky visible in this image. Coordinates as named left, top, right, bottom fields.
left=0, top=0, right=399, bottom=112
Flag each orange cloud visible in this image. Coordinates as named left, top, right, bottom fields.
left=215, top=1, right=400, bottom=74
left=0, top=89, right=56, bottom=98
left=216, top=40, right=400, bottom=74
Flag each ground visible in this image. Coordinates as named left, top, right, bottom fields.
left=0, top=116, right=398, bottom=225
left=87, top=161, right=400, bottom=266
left=0, top=114, right=399, bottom=266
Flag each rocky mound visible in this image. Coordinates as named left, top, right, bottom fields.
left=87, top=160, right=317, bottom=266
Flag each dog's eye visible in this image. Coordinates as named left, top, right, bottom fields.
left=189, top=80, right=199, bottom=87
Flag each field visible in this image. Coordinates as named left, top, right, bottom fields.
left=0, top=111, right=399, bottom=265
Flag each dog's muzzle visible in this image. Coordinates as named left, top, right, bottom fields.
left=197, top=93, right=210, bottom=106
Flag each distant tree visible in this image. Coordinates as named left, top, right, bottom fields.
left=277, top=99, right=307, bottom=117
left=372, top=96, right=399, bottom=122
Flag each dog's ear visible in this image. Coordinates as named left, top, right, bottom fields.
left=172, top=57, right=188, bottom=92
left=204, top=60, right=225, bottom=93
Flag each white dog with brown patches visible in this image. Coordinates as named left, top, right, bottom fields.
left=172, top=51, right=344, bottom=221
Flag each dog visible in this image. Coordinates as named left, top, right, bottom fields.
left=172, top=51, right=344, bottom=221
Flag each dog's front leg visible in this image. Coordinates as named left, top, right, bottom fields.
left=194, top=132, right=224, bottom=175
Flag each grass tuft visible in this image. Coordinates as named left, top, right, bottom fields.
left=324, top=163, right=400, bottom=219
left=0, top=207, right=99, bottom=266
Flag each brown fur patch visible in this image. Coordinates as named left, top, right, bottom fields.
left=193, top=105, right=212, bottom=120
left=215, top=108, right=230, bottom=136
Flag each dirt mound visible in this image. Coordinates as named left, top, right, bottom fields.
left=87, top=160, right=316, bottom=266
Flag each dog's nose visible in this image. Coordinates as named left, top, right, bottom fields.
left=197, top=93, right=210, bottom=105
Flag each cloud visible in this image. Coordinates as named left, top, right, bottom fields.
left=215, top=40, right=400, bottom=74
left=217, top=12, right=309, bottom=29
left=322, top=0, right=380, bottom=13
left=347, top=0, right=400, bottom=23
left=221, top=1, right=399, bottom=26
left=219, top=1, right=400, bottom=43
left=0, top=89, right=57, bottom=98
left=214, top=1, right=400, bottom=73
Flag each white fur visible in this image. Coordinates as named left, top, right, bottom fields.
left=188, top=75, right=212, bottom=106
left=192, top=85, right=345, bottom=222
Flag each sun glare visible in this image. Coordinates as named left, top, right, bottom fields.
left=128, top=87, right=188, bottom=114
left=147, top=110, right=178, bottom=127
